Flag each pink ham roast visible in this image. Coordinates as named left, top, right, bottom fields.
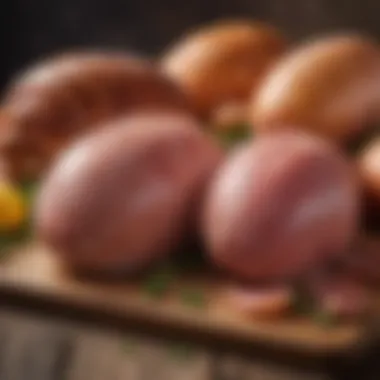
left=202, top=130, right=359, bottom=282
left=35, top=113, right=222, bottom=275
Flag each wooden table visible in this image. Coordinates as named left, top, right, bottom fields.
left=0, top=301, right=379, bottom=380
left=0, top=244, right=379, bottom=379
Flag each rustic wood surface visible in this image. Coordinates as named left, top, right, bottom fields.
left=0, top=243, right=378, bottom=358
left=1, top=2, right=380, bottom=378
left=0, top=307, right=334, bottom=380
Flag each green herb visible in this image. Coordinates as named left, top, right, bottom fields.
left=20, top=180, right=38, bottom=200
left=292, top=285, right=338, bottom=328
left=142, top=265, right=176, bottom=299
left=180, top=288, right=205, bottom=309
left=215, top=124, right=252, bottom=149
left=0, top=236, right=17, bottom=254
left=167, top=343, right=196, bottom=361
left=291, top=287, right=315, bottom=315
left=0, top=225, right=30, bottom=251
left=121, top=337, right=138, bottom=354
left=312, top=309, right=337, bottom=328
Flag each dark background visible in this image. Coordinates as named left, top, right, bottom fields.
left=3, top=0, right=380, bottom=91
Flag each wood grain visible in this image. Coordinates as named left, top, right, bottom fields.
left=0, top=243, right=378, bottom=357
left=0, top=307, right=336, bottom=380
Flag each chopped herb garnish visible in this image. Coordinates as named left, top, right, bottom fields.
left=167, top=342, right=196, bottom=361
left=180, top=288, right=205, bottom=309
left=292, top=285, right=338, bottom=328
left=217, top=125, right=252, bottom=149
left=121, top=337, right=138, bottom=354
left=142, top=265, right=176, bottom=299
left=312, top=309, right=337, bottom=328
left=20, top=180, right=38, bottom=201
left=291, top=287, right=315, bottom=315
left=0, top=225, right=30, bottom=253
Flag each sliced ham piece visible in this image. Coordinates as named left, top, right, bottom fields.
left=308, top=273, right=372, bottom=319
left=222, top=285, right=294, bottom=319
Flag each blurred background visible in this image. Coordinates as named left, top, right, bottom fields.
left=3, top=0, right=380, bottom=90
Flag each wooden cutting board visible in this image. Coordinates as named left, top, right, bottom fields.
left=0, top=243, right=378, bottom=357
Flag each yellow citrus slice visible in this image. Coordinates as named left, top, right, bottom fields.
left=0, top=182, right=26, bottom=232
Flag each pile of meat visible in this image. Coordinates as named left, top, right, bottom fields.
left=1, top=20, right=380, bottom=322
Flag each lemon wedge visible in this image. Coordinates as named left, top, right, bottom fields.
left=0, top=182, right=26, bottom=232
